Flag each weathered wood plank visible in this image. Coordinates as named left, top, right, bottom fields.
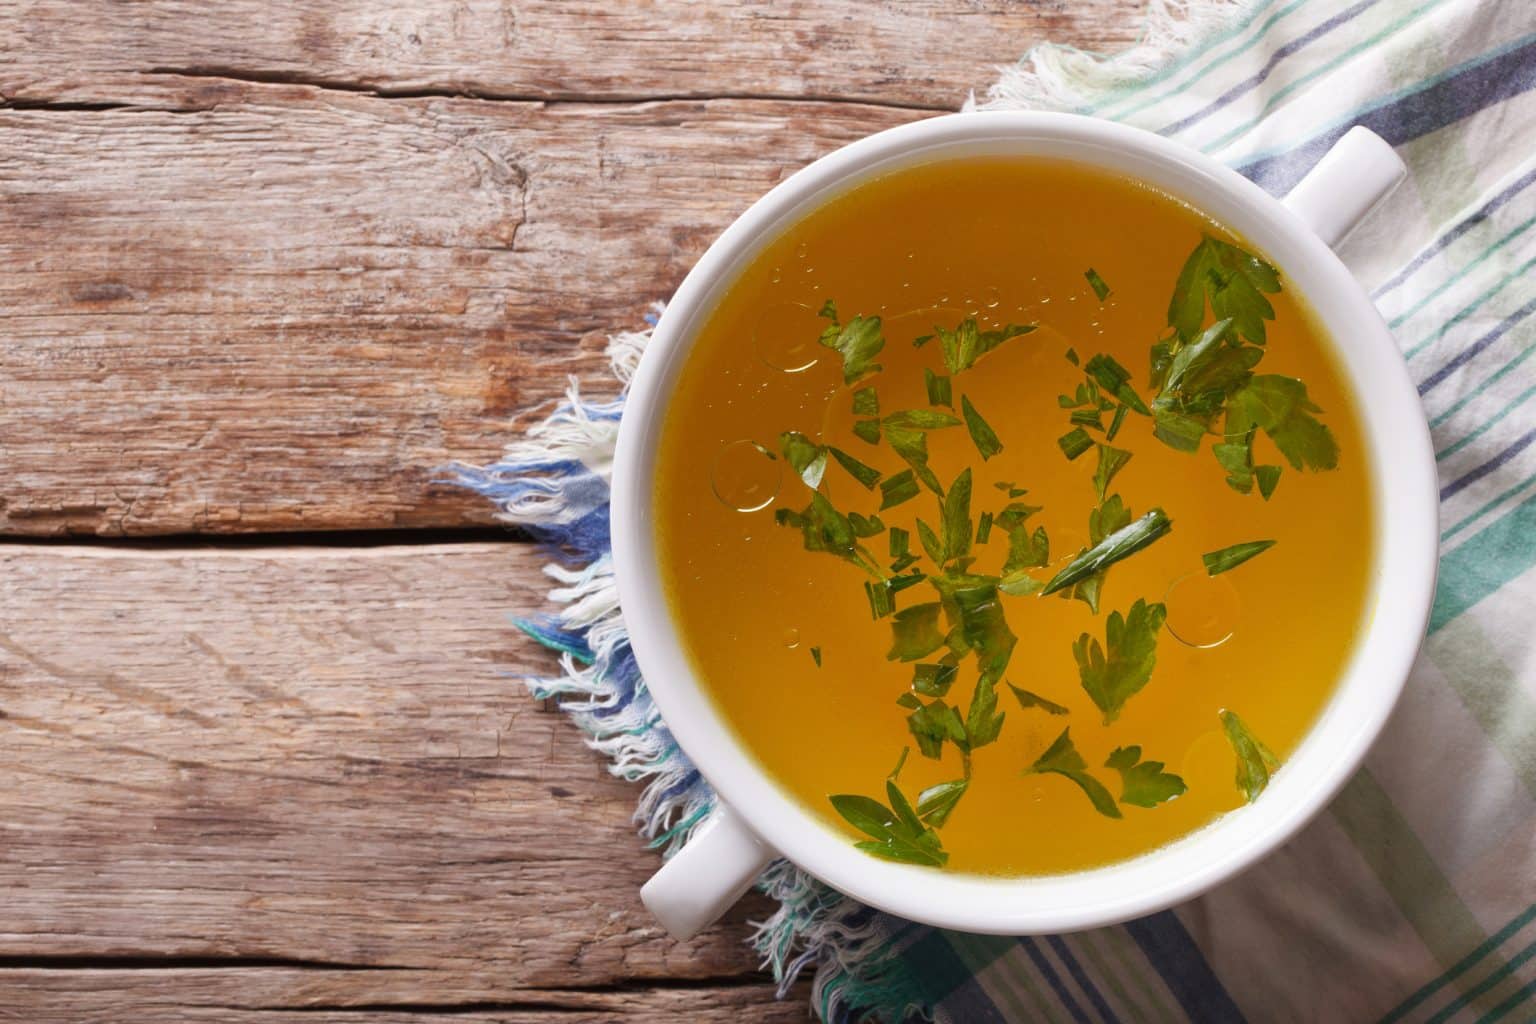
left=3, top=0, right=1137, bottom=110
left=2, top=971, right=809, bottom=1023
left=0, top=2, right=1136, bottom=537
left=0, top=88, right=918, bottom=536
left=0, top=543, right=783, bottom=1009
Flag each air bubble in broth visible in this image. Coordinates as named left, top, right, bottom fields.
left=710, top=440, right=781, bottom=512
left=1166, top=572, right=1241, bottom=649
left=754, top=302, right=823, bottom=373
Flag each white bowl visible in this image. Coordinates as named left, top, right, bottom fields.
left=612, top=112, right=1437, bottom=938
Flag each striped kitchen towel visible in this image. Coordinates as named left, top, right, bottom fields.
left=457, top=0, right=1536, bottom=1020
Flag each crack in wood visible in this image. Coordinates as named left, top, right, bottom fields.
left=0, top=526, right=526, bottom=550
left=0, top=955, right=409, bottom=971
left=228, top=974, right=773, bottom=1014
left=0, top=98, right=160, bottom=113
left=141, top=65, right=954, bottom=112
left=235, top=1002, right=590, bottom=1016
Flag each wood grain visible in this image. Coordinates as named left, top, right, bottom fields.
left=0, top=87, right=915, bottom=536
left=0, top=542, right=796, bottom=1016
left=2, top=0, right=1138, bottom=110
left=3, top=972, right=810, bottom=1023
left=0, top=3, right=1137, bottom=537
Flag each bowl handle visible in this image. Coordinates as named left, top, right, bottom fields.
left=1281, top=126, right=1406, bottom=248
left=640, top=802, right=774, bottom=939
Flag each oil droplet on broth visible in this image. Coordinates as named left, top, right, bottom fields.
left=711, top=440, right=781, bottom=512
left=754, top=302, right=822, bottom=373
left=1165, top=571, right=1241, bottom=648
left=983, top=285, right=1001, bottom=308
left=782, top=627, right=801, bottom=649
left=1181, top=726, right=1233, bottom=788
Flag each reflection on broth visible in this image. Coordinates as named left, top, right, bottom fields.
left=655, top=158, right=1374, bottom=876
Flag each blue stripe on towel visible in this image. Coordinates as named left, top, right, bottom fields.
left=1237, top=33, right=1536, bottom=193
left=1125, top=912, right=1248, bottom=1023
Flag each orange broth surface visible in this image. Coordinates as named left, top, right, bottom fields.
left=653, top=158, right=1374, bottom=876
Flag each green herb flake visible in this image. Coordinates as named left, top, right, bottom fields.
left=1105, top=746, right=1187, bottom=807
left=960, top=394, right=1004, bottom=461
left=1070, top=408, right=1105, bottom=430
left=1058, top=427, right=1094, bottom=460
left=1003, top=523, right=1049, bottom=574
left=1063, top=494, right=1134, bottom=613
left=887, top=602, right=945, bottom=662
left=810, top=646, right=822, bottom=667
left=1256, top=464, right=1282, bottom=499
left=879, top=469, right=921, bottom=511
left=911, top=661, right=958, bottom=697
left=935, top=318, right=1037, bottom=374
left=1161, top=317, right=1236, bottom=396
left=1073, top=598, right=1168, bottom=724
left=775, top=492, right=882, bottom=577
left=1214, top=429, right=1256, bottom=494
left=976, top=511, right=994, bottom=545
left=849, top=514, right=885, bottom=542
left=886, top=424, right=943, bottom=495
left=1168, top=234, right=1280, bottom=346
left=925, top=368, right=954, bottom=408
left=888, top=526, right=910, bottom=559
left=779, top=431, right=827, bottom=489
left=1008, top=684, right=1069, bottom=716
left=1152, top=406, right=1208, bottom=453
left=916, top=777, right=969, bottom=828
left=940, top=468, right=973, bottom=564
left=818, top=311, right=886, bottom=385
left=828, top=785, right=948, bottom=866
left=1065, top=347, right=1080, bottom=366
left=928, top=572, right=1014, bottom=666
left=1231, top=375, right=1339, bottom=471
left=1106, top=404, right=1129, bottom=442
left=914, top=518, right=941, bottom=564
left=829, top=447, right=882, bottom=490
left=1042, top=508, right=1172, bottom=597
left=888, top=746, right=910, bottom=781
left=1084, top=354, right=1150, bottom=415
left=1092, top=444, right=1133, bottom=503
left=853, top=386, right=880, bottom=416
left=864, top=580, right=895, bottom=620
left=1085, top=268, right=1111, bottom=302
left=999, top=570, right=1046, bottom=596
left=1203, top=539, right=1276, bottom=576
left=1024, top=728, right=1121, bottom=819
left=853, top=418, right=882, bottom=445
left=884, top=409, right=962, bottom=431
left=1220, top=709, right=1279, bottom=803
left=996, top=502, right=1040, bottom=529
left=964, top=674, right=1006, bottom=750
left=906, top=697, right=967, bottom=759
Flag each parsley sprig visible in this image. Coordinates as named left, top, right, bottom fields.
left=1149, top=235, right=1339, bottom=496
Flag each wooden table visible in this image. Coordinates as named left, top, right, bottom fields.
left=0, top=4, right=1134, bottom=1019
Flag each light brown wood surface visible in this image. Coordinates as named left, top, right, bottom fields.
left=0, top=3, right=1136, bottom=1019
left=0, top=2, right=1138, bottom=538
left=0, top=543, right=797, bottom=1017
